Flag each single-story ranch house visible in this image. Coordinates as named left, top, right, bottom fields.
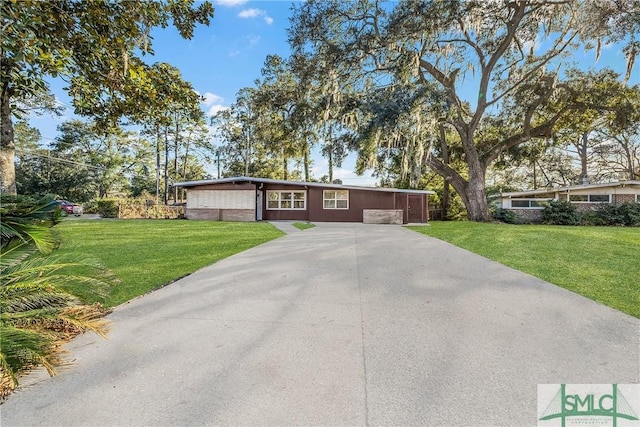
left=173, top=176, right=434, bottom=224
left=498, top=180, right=640, bottom=221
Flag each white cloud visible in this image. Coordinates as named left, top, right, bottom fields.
left=207, top=104, right=227, bottom=117
left=247, top=35, right=261, bottom=46
left=226, top=35, right=262, bottom=56
left=238, top=8, right=273, bottom=25
left=216, top=0, right=248, bottom=6
left=200, top=92, right=227, bottom=117
left=238, top=8, right=260, bottom=18
left=202, top=92, right=224, bottom=107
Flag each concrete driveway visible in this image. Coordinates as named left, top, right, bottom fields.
left=2, top=222, right=638, bottom=426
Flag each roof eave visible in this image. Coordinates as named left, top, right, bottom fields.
left=173, top=176, right=434, bottom=194
left=500, top=180, right=640, bottom=197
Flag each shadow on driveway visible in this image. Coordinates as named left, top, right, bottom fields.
left=2, top=222, right=638, bottom=425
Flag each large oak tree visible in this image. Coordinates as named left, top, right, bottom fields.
left=290, top=0, right=639, bottom=221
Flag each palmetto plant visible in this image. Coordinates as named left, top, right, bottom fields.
left=0, top=194, right=60, bottom=253
left=0, top=195, right=110, bottom=396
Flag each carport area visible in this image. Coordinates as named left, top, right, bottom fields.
left=2, top=223, right=638, bottom=426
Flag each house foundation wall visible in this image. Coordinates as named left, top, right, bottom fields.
left=186, top=208, right=254, bottom=221
left=362, top=209, right=404, bottom=224
left=510, top=209, right=543, bottom=222
left=613, top=194, right=636, bottom=204
left=220, top=209, right=255, bottom=222
left=574, top=203, right=605, bottom=212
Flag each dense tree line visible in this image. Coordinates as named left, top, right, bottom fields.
left=14, top=117, right=211, bottom=203
left=212, top=0, right=640, bottom=221
left=3, top=0, right=640, bottom=221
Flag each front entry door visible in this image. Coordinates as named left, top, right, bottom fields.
left=407, top=195, right=423, bottom=223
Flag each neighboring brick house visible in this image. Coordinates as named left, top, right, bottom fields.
left=498, top=181, right=640, bottom=221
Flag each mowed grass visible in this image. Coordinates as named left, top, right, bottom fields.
left=54, top=220, right=284, bottom=308
left=292, top=222, right=316, bottom=230
left=407, top=222, right=640, bottom=318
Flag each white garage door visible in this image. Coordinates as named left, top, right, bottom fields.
left=187, top=190, right=254, bottom=209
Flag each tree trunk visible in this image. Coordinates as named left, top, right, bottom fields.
left=622, top=141, right=635, bottom=180
left=425, top=149, right=490, bottom=222
left=163, top=126, right=169, bottom=205
left=181, top=142, right=190, bottom=203
left=283, top=155, right=288, bottom=180
left=173, top=120, right=179, bottom=204
left=303, top=142, right=310, bottom=181
left=216, top=149, right=221, bottom=179
left=464, top=149, right=491, bottom=221
left=463, top=173, right=490, bottom=222
left=438, top=122, right=450, bottom=220
left=0, top=80, right=16, bottom=195
left=155, top=125, right=161, bottom=202
left=328, top=146, right=333, bottom=183
left=244, top=137, right=250, bottom=176
left=577, top=131, right=589, bottom=183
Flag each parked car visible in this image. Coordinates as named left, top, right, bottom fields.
left=55, top=200, right=83, bottom=217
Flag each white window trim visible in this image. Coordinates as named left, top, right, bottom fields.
left=323, top=190, right=349, bottom=210
left=509, top=198, right=551, bottom=209
left=636, top=194, right=640, bottom=203
left=568, top=194, right=612, bottom=203
left=266, top=190, right=307, bottom=210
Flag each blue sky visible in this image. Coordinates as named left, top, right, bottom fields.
left=150, top=0, right=294, bottom=117
left=31, top=0, right=377, bottom=184
left=28, top=0, right=637, bottom=185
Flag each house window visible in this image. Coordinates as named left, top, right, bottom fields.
left=569, top=194, right=611, bottom=203
left=323, top=190, right=349, bottom=209
left=637, top=194, right=640, bottom=203
left=267, top=191, right=306, bottom=210
left=510, top=199, right=550, bottom=208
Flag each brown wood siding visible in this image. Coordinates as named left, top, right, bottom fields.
left=261, top=184, right=309, bottom=221
left=259, top=185, right=400, bottom=222
left=395, top=194, right=407, bottom=223
left=308, top=188, right=395, bottom=222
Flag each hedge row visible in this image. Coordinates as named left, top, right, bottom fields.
left=492, top=201, right=640, bottom=226
left=94, top=198, right=184, bottom=219
left=542, top=200, right=640, bottom=226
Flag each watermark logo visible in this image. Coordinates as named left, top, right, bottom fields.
left=538, top=384, right=639, bottom=427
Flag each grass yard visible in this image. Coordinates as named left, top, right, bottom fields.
left=292, top=222, right=316, bottom=230
left=407, top=222, right=640, bottom=318
left=54, top=220, right=284, bottom=308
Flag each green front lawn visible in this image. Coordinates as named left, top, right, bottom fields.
left=408, top=222, right=640, bottom=318
left=55, top=220, right=284, bottom=308
left=292, top=222, right=316, bottom=230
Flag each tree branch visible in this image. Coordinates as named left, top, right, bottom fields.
left=423, top=153, right=468, bottom=197
left=483, top=110, right=566, bottom=165
left=485, top=21, right=580, bottom=109
left=457, top=17, right=485, bottom=69
left=470, top=1, right=527, bottom=133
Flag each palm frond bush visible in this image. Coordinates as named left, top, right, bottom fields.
left=0, top=195, right=111, bottom=397
left=0, top=195, right=61, bottom=253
